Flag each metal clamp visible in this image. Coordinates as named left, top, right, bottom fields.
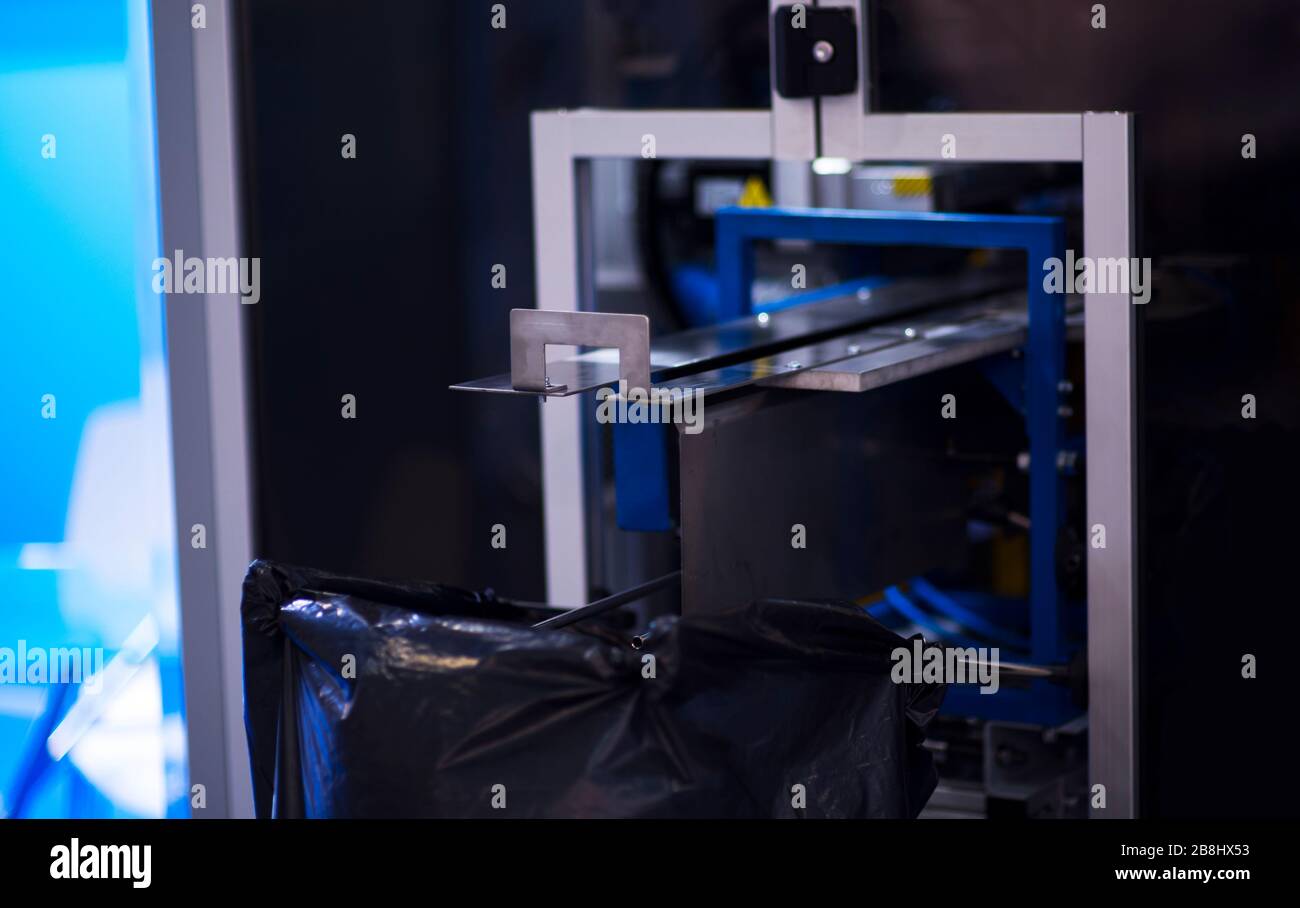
left=510, top=309, right=651, bottom=394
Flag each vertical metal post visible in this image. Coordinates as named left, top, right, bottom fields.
left=819, top=0, right=871, bottom=158
left=1082, top=112, right=1139, bottom=817
left=768, top=0, right=817, bottom=160
left=154, top=0, right=255, bottom=818
left=714, top=213, right=756, bottom=320
left=1024, top=223, right=1068, bottom=664
left=531, top=113, right=590, bottom=606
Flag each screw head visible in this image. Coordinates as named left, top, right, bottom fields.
left=812, top=40, right=835, bottom=63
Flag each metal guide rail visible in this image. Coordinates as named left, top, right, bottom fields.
left=450, top=272, right=1056, bottom=400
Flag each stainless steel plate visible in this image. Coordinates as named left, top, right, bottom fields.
left=451, top=272, right=1015, bottom=397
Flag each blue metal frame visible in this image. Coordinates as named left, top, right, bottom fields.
left=613, top=418, right=674, bottom=531
left=617, top=208, right=1076, bottom=722
left=714, top=206, right=1069, bottom=655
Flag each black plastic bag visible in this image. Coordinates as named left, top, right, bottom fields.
left=241, top=559, right=944, bottom=818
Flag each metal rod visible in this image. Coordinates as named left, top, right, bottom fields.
left=531, top=570, right=682, bottom=631
left=946, top=654, right=1068, bottom=682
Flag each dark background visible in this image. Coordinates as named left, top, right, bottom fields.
left=234, top=0, right=1300, bottom=817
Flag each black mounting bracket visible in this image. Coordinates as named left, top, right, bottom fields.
left=772, top=5, right=859, bottom=99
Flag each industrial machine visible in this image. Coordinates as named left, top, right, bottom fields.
left=453, top=1, right=1138, bottom=819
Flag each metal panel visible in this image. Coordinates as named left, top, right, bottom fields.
left=509, top=309, right=650, bottom=393
left=1082, top=112, right=1139, bottom=818
left=153, top=0, right=254, bottom=818
left=677, top=384, right=966, bottom=614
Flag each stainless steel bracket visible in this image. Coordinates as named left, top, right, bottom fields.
left=509, top=309, right=650, bottom=394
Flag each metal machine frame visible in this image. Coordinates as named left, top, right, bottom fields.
left=530, top=0, right=1137, bottom=816
left=712, top=207, right=1073, bottom=724
left=154, top=0, right=256, bottom=818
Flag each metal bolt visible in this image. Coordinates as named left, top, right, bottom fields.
left=812, top=40, right=835, bottom=63
left=786, top=361, right=802, bottom=369
left=856, top=287, right=872, bottom=301
left=756, top=312, right=770, bottom=326
left=847, top=344, right=861, bottom=355
left=1057, top=379, right=1074, bottom=394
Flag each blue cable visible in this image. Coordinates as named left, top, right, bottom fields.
left=909, top=577, right=1031, bottom=652
left=876, top=585, right=986, bottom=651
